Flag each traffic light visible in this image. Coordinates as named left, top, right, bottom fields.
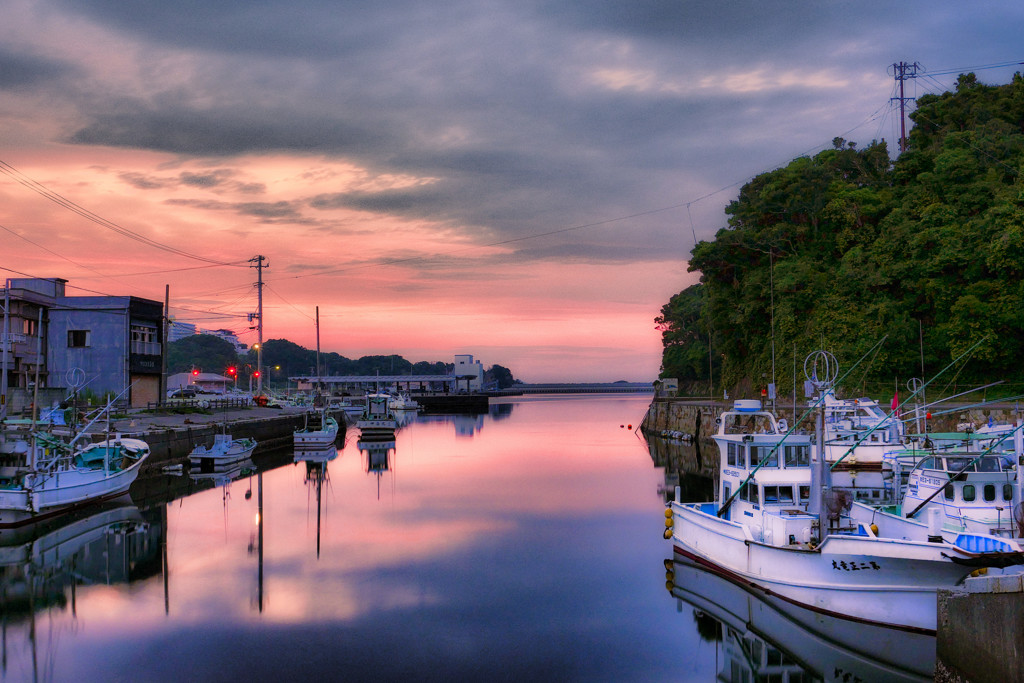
left=253, top=370, right=261, bottom=378
left=192, top=368, right=200, bottom=376
left=227, top=366, right=237, bottom=376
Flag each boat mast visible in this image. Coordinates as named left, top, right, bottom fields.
left=804, top=350, right=837, bottom=541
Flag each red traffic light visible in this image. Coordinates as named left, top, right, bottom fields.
left=227, top=366, right=237, bottom=376
left=253, top=370, right=261, bottom=378
left=192, top=369, right=200, bottom=376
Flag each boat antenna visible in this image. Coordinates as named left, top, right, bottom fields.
left=716, top=338, right=886, bottom=519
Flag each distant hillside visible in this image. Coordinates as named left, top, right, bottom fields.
left=657, top=72, right=1024, bottom=396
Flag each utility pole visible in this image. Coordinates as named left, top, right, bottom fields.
left=249, top=255, right=268, bottom=395
left=1, top=280, right=9, bottom=422
left=890, top=61, right=921, bottom=153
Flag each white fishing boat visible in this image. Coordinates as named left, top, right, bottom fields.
left=667, top=393, right=1024, bottom=633
left=387, top=392, right=420, bottom=411
left=356, top=393, right=398, bottom=437
left=189, top=432, right=258, bottom=473
left=898, top=441, right=1021, bottom=538
left=0, top=431, right=150, bottom=529
left=294, top=408, right=340, bottom=448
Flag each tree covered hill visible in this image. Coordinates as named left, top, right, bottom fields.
left=168, top=335, right=517, bottom=389
left=657, top=73, right=1024, bottom=396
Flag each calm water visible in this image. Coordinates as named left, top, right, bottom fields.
left=1, top=395, right=935, bottom=682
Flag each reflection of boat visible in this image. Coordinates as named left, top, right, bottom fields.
left=293, top=444, right=339, bottom=465
left=358, top=437, right=395, bottom=499
left=0, top=501, right=149, bottom=620
left=0, top=432, right=150, bottom=529
left=668, top=396, right=1024, bottom=633
left=189, top=457, right=255, bottom=488
left=189, top=433, right=258, bottom=472
left=667, top=555, right=935, bottom=682
left=356, top=393, right=398, bottom=436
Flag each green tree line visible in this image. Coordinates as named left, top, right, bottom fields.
left=167, top=335, right=517, bottom=389
left=657, top=73, right=1024, bottom=398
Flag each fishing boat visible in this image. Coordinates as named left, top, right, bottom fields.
left=356, top=393, right=398, bottom=437
left=294, top=408, right=340, bottom=448
left=666, top=395, right=1024, bottom=633
left=897, top=438, right=1022, bottom=537
left=189, top=432, right=258, bottom=473
left=0, top=430, right=150, bottom=529
left=387, top=392, right=420, bottom=411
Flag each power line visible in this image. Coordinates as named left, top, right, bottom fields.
left=0, top=158, right=245, bottom=267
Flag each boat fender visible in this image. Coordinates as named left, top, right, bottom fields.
left=663, top=528, right=673, bottom=540
left=665, top=580, right=674, bottom=591
left=664, top=507, right=673, bottom=518
left=869, top=523, right=878, bottom=536
left=664, top=517, right=673, bottom=529
left=663, top=559, right=673, bottom=571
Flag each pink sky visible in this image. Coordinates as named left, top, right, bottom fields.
left=1, top=1, right=1016, bottom=381
left=0, top=150, right=693, bottom=381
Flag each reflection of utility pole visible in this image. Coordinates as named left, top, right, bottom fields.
left=249, top=256, right=268, bottom=394
left=890, top=61, right=920, bottom=153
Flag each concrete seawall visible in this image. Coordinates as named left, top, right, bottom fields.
left=641, top=397, right=1022, bottom=436
left=937, top=577, right=1024, bottom=683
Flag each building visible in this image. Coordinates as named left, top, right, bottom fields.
left=48, top=295, right=164, bottom=407
left=1, top=277, right=165, bottom=412
left=453, top=354, right=484, bottom=392
left=168, top=320, right=198, bottom=342
left=200, top=328, right=247, bottom=354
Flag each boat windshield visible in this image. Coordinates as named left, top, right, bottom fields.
left=721, top=413, right=776, bottom=435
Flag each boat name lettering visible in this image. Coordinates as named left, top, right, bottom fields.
left=832, top=560, right=880, bottom=571
left=723, top=468, right=741, bottom=477
left=922, top=477, right=944, bottom=486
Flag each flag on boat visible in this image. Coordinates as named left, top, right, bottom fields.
left=891, top=391, right=899, bottom=418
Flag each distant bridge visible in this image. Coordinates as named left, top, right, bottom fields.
left=492, top=383, right=654, bottom=395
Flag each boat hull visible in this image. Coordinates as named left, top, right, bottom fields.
left=671, top=502, right=973, bottom=633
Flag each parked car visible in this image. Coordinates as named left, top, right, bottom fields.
left=167, top=388, right=198, bottom=399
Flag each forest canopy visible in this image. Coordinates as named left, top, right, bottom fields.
left=657, top=73, right=1024, bottom=397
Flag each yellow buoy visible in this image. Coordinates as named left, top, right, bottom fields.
left=663, top=559, right=673, bottom=571
left=870, top=523, right=878, bottom=536
left=664, top=517, right=673, bottom=528
left=665, top=570, right=674, bottom=581
left=665, top=580, right=674, bottom=591
left=663, top=528, right=672, bottom=539
left=664, top=507, right=673, bottom=518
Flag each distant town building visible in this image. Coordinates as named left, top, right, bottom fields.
left=200, top=327, right=247, bottom=353
left=167, top=372, right=231, bottom=394
left=168, top=320, right=197, bottom=342
left=453, top=354, right=484, bottom=392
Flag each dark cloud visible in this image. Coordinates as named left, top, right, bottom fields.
left=31, top=1, right=1024, bottom=256
left=0, top=46, right=75, bottom=89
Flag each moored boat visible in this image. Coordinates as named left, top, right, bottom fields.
left=294, top=408, right=340, bottom=448
left=666, top=393, right=1024, bottom=633
left=356, top=393, right=398, bottom=437
left=189, top=433, right=258, bottom=473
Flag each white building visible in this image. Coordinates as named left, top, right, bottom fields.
left=168, top=321, right=197, bottom=342
left=453, top=354, right=484, bottom=392
left=200, top=327, right=247, bottom=353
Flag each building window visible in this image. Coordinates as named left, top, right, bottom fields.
left=68, top=330, right=91, bottom=348
left=130, top=324, right=157, bottom=344
left=22, top=318, right=38, bottom=337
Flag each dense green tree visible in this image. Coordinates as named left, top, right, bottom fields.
left=167, top=334, right=239, bottom=375
left=485, top=364, right=516, bottom=389
left=658, top=73, right=1024, bottom=395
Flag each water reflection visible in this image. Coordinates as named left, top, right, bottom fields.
left=294, top=446, right=338, bottom=558
left=666, top=555, right=936, bottom=682
left=0, top=500, right=158, bottom=679
left=645, top=434, right=716, bottom=505
left=358, top=437, right=395, bottom=499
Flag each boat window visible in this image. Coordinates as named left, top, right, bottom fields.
left=946, top=458, right=974, bottom=473
left=750, top=446, right=778, bottom=469
left=784, top=445, right=810, bottom=468
left=741, top=482, right=759, bottom=504
left=976, top=458, right=1000, bottom=473
left=727, top=443, right=741, bottom=467
left=944, top=484, right=955, bottom=500
left=962, top=485, right=976, bottom=502
left=984, top=484, right=996, bottom=502
left=777, top=485, right=794, bottom=504
left=764, top=485, right=779, bottom=504
left=1004, top=484, right=1014, bottom=501
left=919, top=457, right=937, bottom=470
left=798, top=485, right=810, bottom=504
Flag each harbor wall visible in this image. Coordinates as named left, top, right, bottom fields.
left=936, top=578, right=1024, bottom=683
left=642, top=397, right=1022, bottom=435
left=131, top=410, right=344, bottom=476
